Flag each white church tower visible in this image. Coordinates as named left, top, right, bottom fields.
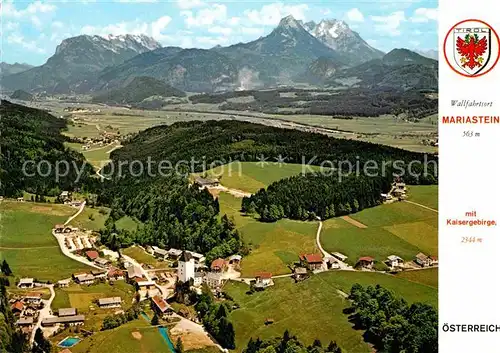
left=177, top=251, right=195, bottom=283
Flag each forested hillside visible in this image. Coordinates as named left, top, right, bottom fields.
left=0, top=100, right=95, bottom=197
left=108, top=120, right=438, bottom=183
left=98, top=175, right=242, bottom=264
left=242, top=174, right=390, bottom=222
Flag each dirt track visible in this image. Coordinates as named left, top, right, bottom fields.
left=341, top=216, right=368, bottom=228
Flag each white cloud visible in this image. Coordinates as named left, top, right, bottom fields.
left=151, top=16, right=172, bottom=40
left=410, top=40, right=420, bottom=47
left=5, top=21, right=20, bottom=31
left=31, top=16, right=42, bottom=29
left=241, top=27, right=265, bottom=36
left=244, top=2, right=309, bottom=26
left=51, top=21, right=64, bottom=30
left=346, top=8, right=364, bottom=22
left=2, top=1, right=57, bottom=18
left=320, top=8, right=332, bottom=16
left=182, top=4, right=228, bottom=27
left=177, top=0, right=204, bottom=10
left=208, top=26, right=233, bottom=36
left=227, top=17, right=241, bottom=26
left=7, top=32, right=46, bottom=53
left=115, top=0, right=158, bottom=2
left=410, top=8, right=438, bottom=23
left=371, top=11, right=406, bottom=36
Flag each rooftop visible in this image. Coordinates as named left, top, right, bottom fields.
left=359, top=256, right=374, bottom=262
left=152, top=295, right=169, bottom=313
left=255, top=272, right=273, bottom=279
left=86, top=250, right=99, bottom=260
left=42, top=315, right=85, bottom=325
left=211, top=258, right=226, bottom=270
left=98, top=297, right=122, bottom=306
left=16, top=317, right=34, bottom=325
left=126, top=266, right=143, bottom=278
left=300, top=253, right=323, bottom=264
left=18, top=278, right=34, bottom=284
left=387, top=255, right=403, bottom=261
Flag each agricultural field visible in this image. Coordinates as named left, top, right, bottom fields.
left=396, top=267, right=438, bottom=288
left=54, top=315, right=169, bottom=353
left=70, top=206, right=110, bottom=231
left=52, top=282, right=136, bottom=331
left=199, top=161, right=324, bottom=194
left=0, top=201, right=91, bottom=281
left=321, top=195, right=438, bottom=267
left=218, top=193, right=318, bottom=277
left=225, top=271, right=437, bottom=352
left=407, top=185, right=439, bottom=210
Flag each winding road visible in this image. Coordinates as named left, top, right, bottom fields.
left=29, top=285, right=55, bottom=346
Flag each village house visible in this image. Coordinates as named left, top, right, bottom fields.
left=108, top=267, right=125, bottom=281
left=186, top=251, right=205, bottom=264
left=126, top=266, right=143, bottom=280
left=16, top=317, right=34, bottom=328
left=41, top=315, right=85, bottom=327
left=152, top=246, right=169, bottom=260
left=203, top=272, right=224, bottom=289
left=151, top=295, right=173, bottom=319
left=228, top=255, right=242, bottom=265
left=194, top=176, right=220, bottom=188
left=58, top=308, right=77, bottom=317
left=18, top=278, right=34, bottom=289
left=11, top=301, right=24, bottom=314
left=94, top=257, right=110, bottom=267
left=293, top=267, right=308, bottom=281
left=254, top=272, right=273, bottom=289
left=98, top=297, right=122, bottom=309
left=91, top=269, right=107, bottom=279
left=430, top=256, right=438, bottom=266
left=60, top=191, right=72, bottom=202
left=167, top=248, right=183, bottom=260
left=135, top=279, right=156, bottom=290
left=210, top=258, right=226, bottom=272
left=331, top=252, right=348, bottom=263
left=325, top=257, right=340, bottom=269
left=193, top=272, right=204, bottom=286
left=24, top=293, right=43, bottom=304
left=57, top=279, right=71, bottom=288
left=73, top=273, right=95, bottom=285
left=357, top=257, right=375, bottom=269
left=86, top=250, right=99, bottom=261
left=415, top=253, right=433, bottom=267
left=387, top=255, right=404, bottom=269
left=54, top=224, right=66, bottom=233
left=299, top=253, right=324, bottom=271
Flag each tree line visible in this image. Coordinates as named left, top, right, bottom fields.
left=243, top=330, right=343, bottom=353
left=98, top=175, right=242, bottom=265
left=0, top=283, right=29, bottom=353
left=348, top=284, right=438, bottom=353
left=242, top=174, right=391, bottom=222
left=0, top=100, right=96, bottom=197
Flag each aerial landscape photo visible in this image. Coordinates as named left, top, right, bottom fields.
left=0, top=1, right=438, bottom=353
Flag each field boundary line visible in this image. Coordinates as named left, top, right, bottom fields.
left=404, top=200, right=438, bottom=213
left=341, top=215, right=368, bottom=228
left=0, top=246, right=59, bottom=250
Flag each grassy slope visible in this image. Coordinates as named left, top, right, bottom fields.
left=70, top=207, right=110, bottom=231
left=396, top=267, right=438, bottom=288
left=218, top=193, right=317, bottom=276
left=226, top=271, right=437, bottom=352
left=63, top=316, right=168, bottom=353
left=199, top=162, right=324, bottom=194
left=0, top=201, right=91, bottom=281
left=407, top=185, right=438, bottom=210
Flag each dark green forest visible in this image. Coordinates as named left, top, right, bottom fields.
left=348, top=284, right=438, bottom=353
left=1, top=283, right=29, bottom=353
left=107, top=120, right=438, bottom=184
left=99, top=175, right=242, bottom=264
left=0, top=100, right=95, bottom=197
left=243, top=331, right=343, bottom=353
left=242, top=174, right=391, bottom=222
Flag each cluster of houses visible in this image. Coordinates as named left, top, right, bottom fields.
left=41, top=307, right=85, bottom=327
left=85, top=250, right=111, bottom=268
left=69, top=266, right=125, bottom=287
left=11, top=291, right=45, bottom=333
left=381, top=180, right=408, bottom=201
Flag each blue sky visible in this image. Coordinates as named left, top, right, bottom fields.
left=1, top=0, right=437, bottom=66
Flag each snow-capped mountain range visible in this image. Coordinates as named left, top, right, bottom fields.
left=301, top=19, right=384, bottom=63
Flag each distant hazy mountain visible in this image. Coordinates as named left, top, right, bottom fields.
left=328, top=48, right=438, bottom=90
left=96, top=48, right=238, bottom=93
left=415, top=49, right=439, bottom=60
left=92, top=76, right=185, bottom=105
left=301, top=19, right=384, bottom=65
left=0, top=62, right=33, bottom=77
left=2, top=34, right=161, bottom=93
